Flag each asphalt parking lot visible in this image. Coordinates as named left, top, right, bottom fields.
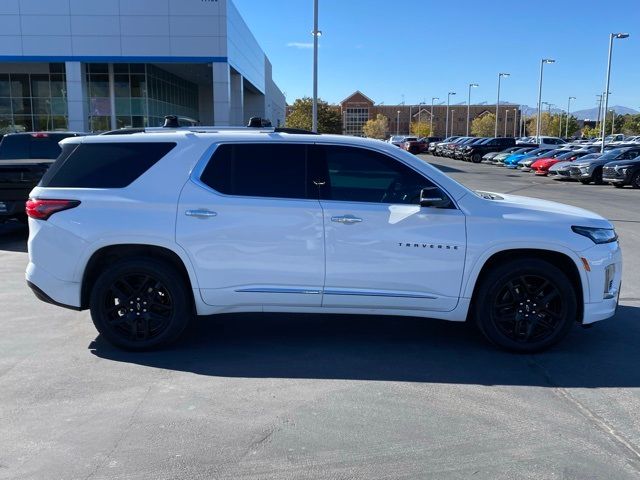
left=1, top=157, right=639, bottom=480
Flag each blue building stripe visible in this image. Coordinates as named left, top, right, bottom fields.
left=0, top=55, right=228, bottom=63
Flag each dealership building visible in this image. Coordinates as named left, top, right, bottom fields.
left=0, top=0, right=286, bottom=133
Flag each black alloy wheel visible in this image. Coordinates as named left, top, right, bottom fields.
left=471, top=153, right=482, bottom=163
left=90, top=258, right=192, bottom=350
left=474, top=259, right=577, bottom=352
left=631, top=171, right=640, bottom=189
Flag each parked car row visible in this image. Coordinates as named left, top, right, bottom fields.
left=387, top=135, right=445, bottom=154
left=426, top=135, right=640, bottom=189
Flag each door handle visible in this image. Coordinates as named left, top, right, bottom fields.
left=331, top=215, right=363, bottom=224
left=185, top=209, right=217, bottom=218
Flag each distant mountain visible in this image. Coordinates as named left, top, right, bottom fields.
left=472, top=103, right=638, bottom=119
left=571, top=105, right=638, bottom=121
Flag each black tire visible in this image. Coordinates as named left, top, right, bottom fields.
left=631, top=171, right=640, bottom=189
left=473, top=258, right=577, bottom=352
left=579, top=179, right=591, bottom=185
left=89, top=257, right=193, bottom=351
left=471, top=153, right=482, bottom=163
left=613, top=183, right=624, bottom=188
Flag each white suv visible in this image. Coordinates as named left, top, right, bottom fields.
left=26, top=123, right=622, bottom=352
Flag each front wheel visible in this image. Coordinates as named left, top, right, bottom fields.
left=631, top=171, right=640, bottom=189
left=473, top=259, right=577, bottom=352
left=89, top=258, right=193, bottom=350
left=471, top=153, right=482, bottom=163
left=579, top=179, right=591, bottom=185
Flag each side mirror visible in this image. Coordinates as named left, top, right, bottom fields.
left=420, top=187, right=451, bottom=208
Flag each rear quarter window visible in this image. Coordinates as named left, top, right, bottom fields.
left=39, top=142, right=176, bottom=188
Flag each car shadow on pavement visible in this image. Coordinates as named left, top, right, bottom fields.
left=0, top=223, right=28, bottom=253
left=90, top=305, right=640, bottom=388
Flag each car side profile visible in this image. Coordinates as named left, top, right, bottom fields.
left=26, top=123, right=622, bottom=353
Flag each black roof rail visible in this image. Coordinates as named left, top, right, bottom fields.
left=274, top=127, right=320, bottom=135
left=100, top=128, right=145, bottom=135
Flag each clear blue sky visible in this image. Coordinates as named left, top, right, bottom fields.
left=233, top=0, right=639, bottom=112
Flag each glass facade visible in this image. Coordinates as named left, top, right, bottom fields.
left=344, top=107, right=369, bottom=136
left=0, top=63, right=68, bottom=134
left=86, top=63, right=199, bottom=131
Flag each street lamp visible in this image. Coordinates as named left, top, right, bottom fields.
left=466, top=83, right=478, bottom=136
left=495, top=73, right=510, bottom=137
left=311, top=0, right=321, bottom=133
left=446, top=92, right=456, bottom=137
left=504, top=109, right=509, bottom=137
left=610, top=109, right=616, bottom=135
left=430, top=97, right=439, bottom=136
left=565, top=96, right=576, bottom=138
left=396, top=110, right=401, bottom=136
left=536, top=59, right=555, bottom=142
left=601, top=33, right=629, bottom=152
left=513, top=108, right=518, bottom=137
left=542, top=102, right=552, bottom=136
left=451, top=109, right=455, bottom=136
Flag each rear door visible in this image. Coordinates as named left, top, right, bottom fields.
left=176, top=142, right=325, bottom=308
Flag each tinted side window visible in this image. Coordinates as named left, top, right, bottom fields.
left=0, top=135, right=29, bottom=159
left=40, top=142, right=176, bottom=188
left=200, top=143, right=310, bottom=199
left=314, top=145, right=434, bottom=204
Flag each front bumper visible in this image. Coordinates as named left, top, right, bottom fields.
left=580, top=241, right=623, bottom=325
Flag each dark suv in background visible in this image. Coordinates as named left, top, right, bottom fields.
left=602, top=153, right=640, bottom=188
left=462, top=137, right=516, bottom=163
left=0, top=132, right=85, bottom=222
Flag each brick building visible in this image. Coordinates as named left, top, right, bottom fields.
left=339, top=91, right=521, bottom=138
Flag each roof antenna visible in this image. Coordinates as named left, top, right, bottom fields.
left=163, top=115, right=180, bottom=128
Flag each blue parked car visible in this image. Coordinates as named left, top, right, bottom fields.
left=503, top=147, right=556, bottom=168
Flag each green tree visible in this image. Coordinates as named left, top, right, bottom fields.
left=471, top=113, right=495, bottom=137
left=621, top=114, right=640, bottom=135
left=581, top=125, right=599, bottom=139
left=362, top=114, right=389, bottom=139
left=285, top=97, right=342, bottom=134
left=410, top=121, right=431, bottom=137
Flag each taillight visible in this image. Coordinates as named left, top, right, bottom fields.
left=25, top=198, right=80, bottom=220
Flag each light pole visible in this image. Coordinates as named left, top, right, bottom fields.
left=504, top=109, right=509, bottom=137
left=430, top=97, right=439, bottom=136
left=596, top=94, right=603, bottom=129
left=601, top=33, right=629, bottom=152
left=451, top=109, right=455, bottom=136
left=446, top=92, right=456, bottom=138
left=466, top=83, right=478, bottom=136
left=311, top=0, right=321, bottom=133
left=565, top=96, right=576, bottom=138
left=396, top=110, right=401, bottom=136
left=536, top=59, right=555, bottom=142
left=513, top=108, right=518, bottom=137
left=495, top=73, right=510, bottom=137
left=542, top=102, right=552, bottom=136
left=610, top=109, right=616, bottom=135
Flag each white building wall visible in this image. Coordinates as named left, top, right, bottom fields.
left=0, top=0, right=286, bottom=128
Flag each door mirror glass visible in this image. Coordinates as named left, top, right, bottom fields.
left=420, top=187, right=451, bottom=208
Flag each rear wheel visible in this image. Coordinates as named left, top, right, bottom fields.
left=473, top=259, right=577, bottom=352
left=89, top=258, right=193, bottom=350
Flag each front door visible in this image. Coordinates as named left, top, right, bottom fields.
left=313, top=144, right=466, bottom=312
left=176, top=142, right=325, bottom=308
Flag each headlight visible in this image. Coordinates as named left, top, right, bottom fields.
left=617, top=167, right=629, bottom=175
left=572, top=226, right=618, bottom=244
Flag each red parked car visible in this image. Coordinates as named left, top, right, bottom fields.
left=403, top=136, right=444, bottom=154
left=531, top=150, right=593, bottom=176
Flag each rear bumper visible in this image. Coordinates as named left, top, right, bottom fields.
left=27, top=279, right=82, bottom=311
left=26, top=261, right=82, bottom=309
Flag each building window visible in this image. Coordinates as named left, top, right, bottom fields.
left=344, top=107, right=369, bottom=137
left=85, top=63, right=199, bottom=131
left=0, top=64, right=68, bottom=134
